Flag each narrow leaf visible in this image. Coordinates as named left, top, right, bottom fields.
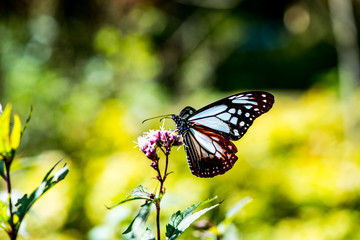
left=0, top=104, right=12, bottom=156
left=106, top=197, right=153, bottom=210
left=123, top=202, right=151, bottom=238
left=142, top=228, right=156, bottom=240
left=0, top=161, right=5, bottom=180
left=130, top=185, right=152, bottom=198
left=166, top=196, right=220, bottom=240
left=225, top=196, right=252, bottom=219
left=21, top=106, right=33, bottom=137
left=0, top=200, right=9, bottom=227
left=217, top=196, right=252, bottom=234
left=14, top=160, right=69, bottom=222
left=10, top=114, right=21, bottom=150
left=107, top=185, right=154, bottom=209
left=42, top=159, right=63, bottom=181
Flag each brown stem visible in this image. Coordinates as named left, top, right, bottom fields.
left=4, top=156, right=17, bottom=240
left=155, top=201, right=161, bottom=240
left=154, top=148, right=171, bottom=240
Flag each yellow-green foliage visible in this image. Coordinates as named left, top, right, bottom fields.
left=4, top=87, right=359, bottom=240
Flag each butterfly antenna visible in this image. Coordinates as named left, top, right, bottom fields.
left=142, top=114, right=173, bottom=124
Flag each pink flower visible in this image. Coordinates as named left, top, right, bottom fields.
left=136, top=128, right=182, bottom=160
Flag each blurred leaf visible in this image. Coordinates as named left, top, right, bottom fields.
left=216, top=196, right=252, bottom=235
left=14, top=160, right=69, bottom=222
left=166, top=196, right=220, bottom=240
left=20, top=106, right=33, bottom=137
left=0, top=104, right=29, bottom=162
left=0, top=104, right=12, bottom=157
left=107, top=185, right=154, bottom=209
left=0, top=161, right=5, bottom=180
left=130, top=185, right=152, bottom=198
left=0, top=200, right=10, bottom=231
left=123, top=202, right=154, bottom=239
left=10, top=114, right=21, bottom=150
left=142, top=228, right=156, bottom=240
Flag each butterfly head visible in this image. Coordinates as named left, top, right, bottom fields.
left=178, top=106, right=196, bottom=119
left=171, top=114, right=189, bottom=135
left=172, top=106, right=196, bottom=135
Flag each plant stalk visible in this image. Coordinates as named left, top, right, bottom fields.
left=155, top=202, right=161, bottom=240
left=4, top=155, right=17, bottom=240
left=154, top=148, right=170, bottom=240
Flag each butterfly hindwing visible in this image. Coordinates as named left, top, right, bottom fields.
left=188, top=91, right=274, bottom=140
left=183, top=124, right=238, bottom=178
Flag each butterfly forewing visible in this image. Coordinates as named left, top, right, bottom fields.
left=188, top=91, right=274, bottom=140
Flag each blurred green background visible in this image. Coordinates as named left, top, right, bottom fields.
left=1, top=0, right=360, bottom=239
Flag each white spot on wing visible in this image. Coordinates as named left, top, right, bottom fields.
left=239, top=96, right=251, bottom=100
left=192, top=117, right=230, bottom=133
left=201, top=149, right=209, bottom=157
left=237, top=109, right=242, bottom=115
left=213, top=141, right=222, bottom=151
left=192, top=137, right=201, bottom=153
left=217, top=112, right=231, bottom=121
left=232, top=99, right=256, bottom=105
left=240, top=121, right=245, bottom=127
left=245, top=113, right=250, bottom=117
left=189, top=105, right=227, bottom=120
left=190, top=129, right=216, bottom=153
left=245, top=105, right=252, bottom=109
left=212, top=136, right=219, bottom=141
left=229, top=108, right=236, bottom=114
left=230, top=117, right=238, bottom=125
left=234, top=129, right=239, bottom=136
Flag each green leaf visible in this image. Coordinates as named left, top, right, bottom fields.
left=107, top=185, right=154, bottom=209
left=0, top=104, right=31, bottom=161
left=123, top=202, right=152, bottom=239
left=0, top=161, right=5, bottom=180
left=165, top=196, right=220, bottom=240
left=0, top=200, right=10, bottom=230
left=142, top=228, right=156, bottom=240
left=130, top=185, right=152, bottom=198
left=10, top=114, right=21, bottom=150
left=0, top=104, right=12, bottom=157
left=21, top=106, right=33, bottom=137
left=14, top=160, right=69, bottom=222
left=217, top=196, right=252, bottom=235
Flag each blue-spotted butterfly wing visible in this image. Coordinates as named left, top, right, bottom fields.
left=176, top=91, right=274, bottom=178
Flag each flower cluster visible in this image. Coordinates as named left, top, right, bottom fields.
left=136, top=129, right=182, bottom=161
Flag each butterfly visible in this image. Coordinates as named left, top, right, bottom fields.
left=172, top=91, right=274, bottom=178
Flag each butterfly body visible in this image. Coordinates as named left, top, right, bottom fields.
left=172, top=91, right=274, bottom=178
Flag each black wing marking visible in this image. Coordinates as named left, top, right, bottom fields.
left=187, top=91, right=274, bottom=140
left=183, top=125, right=238, bottom=178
